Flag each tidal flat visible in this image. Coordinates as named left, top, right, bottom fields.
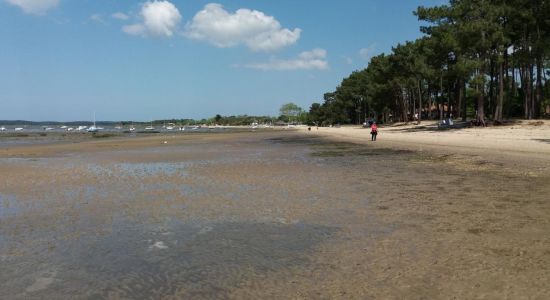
left=1, top=131, right=549, bottom=299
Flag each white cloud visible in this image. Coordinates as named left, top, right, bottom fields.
left=359, top=45, right=376, bottom=60
left=112, top=12, right=130, bottom=21
left=6, top=0, right=60, bottom=15
left=184, top=3, right=301, bottom=52
left=244, top=48, right=328, bottom=71
left=122, top=23, right=145, bottom=35
left=90, top=14, right=106, bottom=24
left=122, top=1, right=181, bottom=38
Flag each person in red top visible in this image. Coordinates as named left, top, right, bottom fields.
left=370, top=122, right=378, bottom=141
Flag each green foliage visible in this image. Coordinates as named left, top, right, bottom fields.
left=279, top=103, right=303, bottom=120
left=310, top=0, right=549, bottom=125
left=212, top=115, right=275, bottom=126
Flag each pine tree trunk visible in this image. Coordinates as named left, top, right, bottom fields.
left=545, top=70, right=549, bottom=116
left=488, top=59, right=495, bottom=118
left=529, top=64, right=534, bottom=119
left=494, top=60, right=504, bottom=122
left=417, top=79, right=422, bottom=125
left=477, top=93, right=486, bottom=126
left=461, top=80, right=467, bottom=121
left=476, top=74, right=486, bottom=126
left=512, top=66, right=516, bottom=99
left=439, top=75, right=444, bottom=121
left=428, top=90, right=433, bottom=120
left=456, top=79, right=462, bottom=120
left=407, top=90, right=411, bottom=122
left=535, top=57, right=543, bottom=118
left=448, top=82, right=454, bottom=119
left=412, top=90, right=416, bottom=124
left=521, top=66, right=530, bottom=119
left=401, top=92, right=409, bottom=123
left=507, top=67, right=515, bottom=118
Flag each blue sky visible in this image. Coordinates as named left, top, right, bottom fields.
left=0, top=0, right=444, bottom=121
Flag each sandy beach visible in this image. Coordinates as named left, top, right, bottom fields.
left=301, top=120, right=550, bottom=164
left=1, top=126, right=549, bottom=299
left=4, top=0, right=549, bottom=298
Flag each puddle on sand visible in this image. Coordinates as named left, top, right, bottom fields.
left=0, top=219, right=335, bottom=299
left=0, top=193, right=22, bottom=218
left=86, top=162, right=189, bottom=177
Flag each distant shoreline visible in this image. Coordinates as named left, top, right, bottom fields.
left=0, top=129, right=285, bottom=157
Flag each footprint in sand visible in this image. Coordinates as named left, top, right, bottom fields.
left=26, top=271, right=57, bottom=293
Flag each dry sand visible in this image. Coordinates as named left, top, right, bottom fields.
left=301, top=120, right=550, bottom=166
left=1, top=127, right=549, bottom=299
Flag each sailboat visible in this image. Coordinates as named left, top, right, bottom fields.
left=145, top=121, right=155, bottom=131
left=87, top=112, right=99, bottom=132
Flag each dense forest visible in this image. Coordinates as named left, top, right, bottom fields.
left=308, top=0, right=550, bottom=126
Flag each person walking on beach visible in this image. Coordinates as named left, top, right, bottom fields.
left=370, top=122, right=378, bottom=141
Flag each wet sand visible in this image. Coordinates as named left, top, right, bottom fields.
left=1, top=130, right=549, bottom=299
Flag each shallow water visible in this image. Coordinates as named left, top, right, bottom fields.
left=0, top=133, right=380, bottom=299
left=3, top=218, right=333, bottom=299
left=86, top=162, right=190, bottom=177
left=0, top=193, right=22, bottom=218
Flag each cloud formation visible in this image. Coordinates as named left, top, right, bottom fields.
left=6, top=0, right=60, bottom=15
left=90, top=14, right=106, bottom=24
left=244, top=48, right=328, bottom=71
left=359, top=45, right=376, bottom=60
left=112, top=12, right=129, bottom=21
left=344, top=57, right=353, bottom=65
left=123, top=1, right=181, bottom=38
left=185, top=3, right=300, bottom=51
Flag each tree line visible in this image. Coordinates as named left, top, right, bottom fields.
left=308, top=0, right=549, bottom=126
left=152, top=116, right=275, bottom=126
left=155, top=103, right=309, bottom=126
